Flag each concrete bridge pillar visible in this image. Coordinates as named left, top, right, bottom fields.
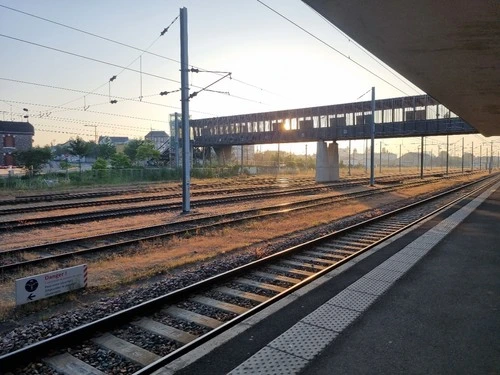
left=213, top=145, right=232, bottom=165
left=316, top=140, right=340, bottom=182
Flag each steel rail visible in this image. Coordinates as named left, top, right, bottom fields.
left=0, top=176, right=471, bottom=274
left=1, top=174, right=496, bottom=373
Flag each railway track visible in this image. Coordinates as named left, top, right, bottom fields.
left=0, top=176, right=451, bottom=274
left=0, top=172, right=468, bottom=231
left=0, top=175, right=479, bottom=274
left=0, top=171, right=457, bottom=214
left=0, top=176, right=316, bottom=206
left=1, top=174, right=497, bottom=375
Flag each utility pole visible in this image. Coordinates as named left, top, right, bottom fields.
left=241, top=145, right=244, bottom=173
left=461, top=137, right=464, bottom=174
left=480, top=144, right=482, bottom=170
left=84, top=124, right=98, bottom=143
left=379, top=141, right=382, bottom=173
left=180, top=7, right=191, bottom=213
left=305, top=144, right=308, bottom=169
left=174, top=112, right=180, bottom=168
left=369, top=87, right=375, bottom=186
left=399, top=143, right=402, bottom=172
left=277, top=143, right=280, bottom=175
left=348, top=139, right=351, bottom=176
left=471, top=142, right=474, bottom=171
left=446, top=135, right=449, bottom=175
left=490, top=141, right=493, bottom=174
left=420, top=136, right=424, bottom=179
left=365, top=139, right=368, bottom=174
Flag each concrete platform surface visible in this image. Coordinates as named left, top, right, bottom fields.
left=163, top=180, right=500, bottom=375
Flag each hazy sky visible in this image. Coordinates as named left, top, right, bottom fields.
left=0, top=0, right=497, bottom=155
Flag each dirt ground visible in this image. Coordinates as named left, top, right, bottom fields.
left=0, top=171, right=486, bottom=325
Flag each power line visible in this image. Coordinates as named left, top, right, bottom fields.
left=55, top=15, right=179, bottom=111
left=0, top=33, right=180, bottom=84
left=10, top=110, right=156, bottom=132
left=0, top=4, right=180, bottom=64
left=308, top=6, right=422, bottom=95
left=1, top=99, right=167, bottom=123
left=0, top=34, right=268, bottom=111
left=256, top=0, right=411, bottom=96
left=0, top=3, right=280, bottom=97
left=0, top=77, right=208, bottom=113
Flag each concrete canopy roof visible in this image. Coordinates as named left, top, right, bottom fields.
left=303, top=0, right=500, bottom=136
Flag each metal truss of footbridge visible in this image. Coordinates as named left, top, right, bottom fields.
left=190, top=95, right=477, bottom=147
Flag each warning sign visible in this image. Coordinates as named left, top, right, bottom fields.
left=15, top=264, right=87, bottom=305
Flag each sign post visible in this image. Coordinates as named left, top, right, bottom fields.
left=15, top=265, right=88, bottom=305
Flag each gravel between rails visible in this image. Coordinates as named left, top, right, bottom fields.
left=0, top=182, right=478, bottom=359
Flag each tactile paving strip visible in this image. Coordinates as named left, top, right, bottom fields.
left=228, top=346, right=309, bottom=375
left=267, top=322, right=338, bottom=360
left=378, top=259, right=414, bottom=273
left=389, top=251, right=425, bottom=264
left=326, top=288, right=379, bottom=312
left=302, top=304, right=360, bottom=332
left=363, top=267, right=404, bottom=283
left=347, top=276, right=393, bottom=296
left=226, top=182, right=500, bottom=375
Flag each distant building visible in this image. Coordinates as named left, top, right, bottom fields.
left=145, top=131, right=169, bottom=154
left=98, top=135, right=129, bottom=152
left=0, top=120, right=34, bottom=166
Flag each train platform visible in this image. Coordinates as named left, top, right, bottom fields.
left=157, top=180, right=500, bottom=375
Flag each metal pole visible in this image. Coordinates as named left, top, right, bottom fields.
left=471, top=142, right=474, bottom=171
left=277, top=143, right=280, bottom=175
left=305, top=144, right=308, bottom=169
left=241, top=145, right=244, bottom=174
left=348, top=140, right=351, bottom=176
left=461, top=137, right=464, bottom=173
left=379, top=141, right=382, bottom=173
left=180, top=7, right=190, bottom=213
left=480, top=144, right=482, bottom=170
left=446, top=135, right=449, bottom=175
left=420, top=136, right=424, bottom=179
left=174, top=112, right=180, bottom=168
left=399, top=143, right=402, bottom=172
left=365, top=139, right=368, bottom=173
left=490, top=141, right=493, bottom=174
left=369, top=87, right=375, bottom=186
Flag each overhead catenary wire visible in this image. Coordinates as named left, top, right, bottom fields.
left=0, top=34, right=268, bottom=110
left=255, top=0, right=412, bottom=96
left=308, top=5, right=423, bottom=95
left=9, top=110, right=160, bottom=133
left=0, top=34, right=180, bottom=84
left=0, top=77, right=192, bottom=112
left=0, top=3, right=280, bottom=97
left=1, top=99, right=169, bottom=123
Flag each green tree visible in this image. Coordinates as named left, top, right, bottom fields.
left=92, top=157, right=108, bottom=170
left=110, top=153, right=132, bottom=169
left=97, top=142, right=116, bottom=160
left=136, top=142, right=160, bottom=165
left=53, top=144, right=70, bottom=157
left=14, top=146, right=52, bottom=174
left=123, top=139, right=145, bottom=163
left=68, top=137, right=91, bottom=173
left=59, top=160, right=71, bottom=170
